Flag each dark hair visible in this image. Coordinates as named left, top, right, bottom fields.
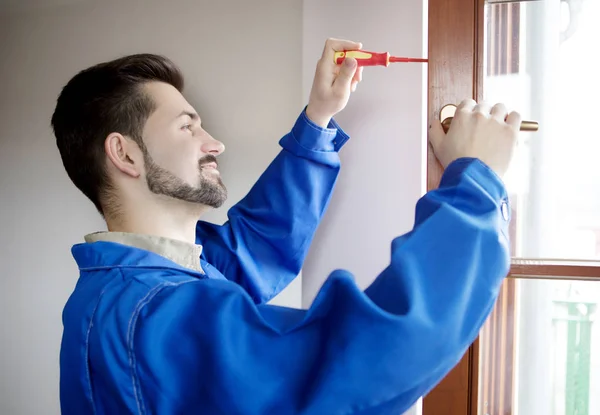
left=51, top=53, right=184, bottom=215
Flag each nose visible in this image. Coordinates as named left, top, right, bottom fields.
left=201, top=133, right=225, bottom=156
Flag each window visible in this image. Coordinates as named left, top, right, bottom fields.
left=480, top=1, right=600, bottom=414
left=424, top=1, right=600, bottom=414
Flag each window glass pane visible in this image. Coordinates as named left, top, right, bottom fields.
left=483, top=0, right=600, bottom=260
left=478, top=278, right=600, bottom=415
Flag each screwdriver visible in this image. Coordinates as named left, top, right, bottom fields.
left=334, top=50, right=428, bottom=67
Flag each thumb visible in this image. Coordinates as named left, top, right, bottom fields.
left=332, top=58, right=357, bottom=94
left=428, top=119, right=445, bottom=152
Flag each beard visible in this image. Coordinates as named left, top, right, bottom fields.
left=144, top=152, right=227, bottom=208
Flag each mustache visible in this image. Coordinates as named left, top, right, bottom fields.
left=198, top=154, right=218, bottom=168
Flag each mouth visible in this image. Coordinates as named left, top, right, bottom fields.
left=200, top=162, right=218, bottom=170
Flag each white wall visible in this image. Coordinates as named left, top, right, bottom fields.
left=0, top=0, right=427, bottom=414
left=0, top=1, right=302, bottom=413
left=301, top=1, right=428, bottom=414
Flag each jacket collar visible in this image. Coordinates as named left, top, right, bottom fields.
left=83, top=231, right=205, bottom=273
left=71, top=238, right=206, bottom=279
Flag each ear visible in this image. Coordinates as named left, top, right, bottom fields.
left=104, top=133, right=143, bottom=178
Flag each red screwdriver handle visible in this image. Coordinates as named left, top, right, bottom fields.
left=334, top=50, right=390, bottom=67
left=334, top=50, right=428, bottom=66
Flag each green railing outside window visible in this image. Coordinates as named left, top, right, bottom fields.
left=554, top=301, right=596, bottom=415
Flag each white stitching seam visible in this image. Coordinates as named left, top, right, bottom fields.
left=85, top=286, right=109, bottom=415
left=127, top=280, right=191, bottom=414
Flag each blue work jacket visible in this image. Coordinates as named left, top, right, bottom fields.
left=60, top=110, right=511, bottom=414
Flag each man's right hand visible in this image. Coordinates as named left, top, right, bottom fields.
left=305, top=38, right=364, bottom=128
left=429, top=99, right=522, bottom=178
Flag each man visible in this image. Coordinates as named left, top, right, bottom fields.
left=53, top=37, right=521, bottom=414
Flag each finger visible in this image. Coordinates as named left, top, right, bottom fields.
left=322, top=38, right=362, bottom=64
left=506, top=111, right=522, bottom=130
left=351, top=80, right=358, bottom=92
left=473, top=101, right=491, bottom=115
left=457, top=98, right=476, bottom=112
left=333, top=57, right=357, bottom=94
left=353, top=66, right=363, bottom=84
left=428, top=118, right=446, bottom=152
left=491, top=103, right=508, bottom=121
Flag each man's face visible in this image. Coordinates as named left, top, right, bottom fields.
left=139, top=82, right=227, bottom=208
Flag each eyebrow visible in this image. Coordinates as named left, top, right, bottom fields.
left=176, top=110, right=200, bottom=121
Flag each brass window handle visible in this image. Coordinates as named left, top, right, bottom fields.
left=439, top=104, right=539, bottom=133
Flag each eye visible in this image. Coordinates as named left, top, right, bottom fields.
left=181, top=124, right=193, bottom=132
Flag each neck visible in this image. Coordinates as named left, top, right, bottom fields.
left=105, top=195, right=207, bottom=245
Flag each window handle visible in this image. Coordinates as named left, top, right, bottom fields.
left=439, top=104, right=539, bottom=133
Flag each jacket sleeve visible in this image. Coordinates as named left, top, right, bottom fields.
left=195, top=109, right=350, bottom=304
left=134, top=157, right=511, bottom=415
